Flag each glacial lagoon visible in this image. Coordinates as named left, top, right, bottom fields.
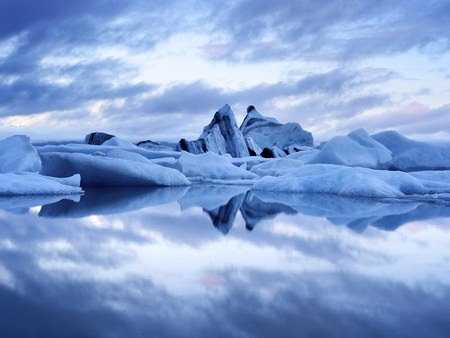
left=0, top=186, right=449, bottom=338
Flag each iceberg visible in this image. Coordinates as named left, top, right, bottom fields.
left=0, top=135, right=42, bottom=173
left=253, top=164, right=450, bottom=198
left=175, top=152, right=258, bottom=182
left=240, top=106, right=313, bottom=150
left=308, top=129, right=392, bottom=169
left=0, top=173, right=82, bottom=196
left=40, top=152, right=190, bottom=187
left=179, top=104, right=249, bottom=158
left=373, top=130, right=450, bottom=171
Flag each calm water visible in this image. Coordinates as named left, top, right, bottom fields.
left=0, top=186, right=449, bottom=338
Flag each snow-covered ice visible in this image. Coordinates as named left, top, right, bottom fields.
left=0, top=173, right=82, bottom=196
left=251, top=158, right=304, bottom=177
left=102, top=136, right=138, bottom=148
left=0, top=135, right=42, bottom=173
left=373, top=130, right=450, bottom=171
left=37, top=143, right=181, bottom=160
left=308, top=129, right=392, bottom=169
left=175, top=152, right=258, bottom=183
left=40, top=152, right=190, bottom=187
left=253, top=164, right=450, bottom=198
left=240, top=106, right=313, bottom=150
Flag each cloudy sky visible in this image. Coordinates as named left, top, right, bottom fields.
left=0, top=0, right=449, bottom=142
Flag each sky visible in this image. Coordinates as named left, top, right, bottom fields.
left=0, top=0, right=449, bottom=143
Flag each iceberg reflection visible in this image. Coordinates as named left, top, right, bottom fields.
left=33, top=185, right=450, bottom=235
left=0, top=185, right=449, bottom=338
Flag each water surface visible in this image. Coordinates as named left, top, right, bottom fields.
left=1, top=186, right=449, bottom=338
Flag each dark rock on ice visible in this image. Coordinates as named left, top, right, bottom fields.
left=85, top=132, right=114, bottom=145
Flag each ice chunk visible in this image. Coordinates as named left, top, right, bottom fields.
left=175, top=152, right=258, bottom=182
left=251, top=150, right=320, bottom=177
left=102, top=137, right=137, bottom=148
left=253, top=164, right=450, bottom=198
left=100, top=149, right=151, bottom=164
left=308, top=129, right=392, bottom=169
left=240, top=106, right=313, bottom=149
left=40, top=152, right=190, bottom=187
left=251, top=158, right=304, bottom=177
left=371, top=130, right=422, bottom=155
left=0, top=135, right=41, bottom=173
left=373, top=130, right=450, bottom=171
left=409, top=171, right=450, bottom=192
left=287, top=148, right=320, bottom=161
left=37, top=143, right=181, bottom=160
left=0, top=173, right=82, bottom=196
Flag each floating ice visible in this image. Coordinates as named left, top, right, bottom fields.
left=308, top=129, right=392, bottom=169
left=0, top=173, right=82, bottom=196
left=253, top=164, right=450, bottom=198
left=175, top=152, right=258, bottom=182
left=40, top=152, right=190, bottom=187
left=0, top=135, right=41, bottom=173
left=373, top=130, right=450, bottom=171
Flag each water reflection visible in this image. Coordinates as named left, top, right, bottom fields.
left=0, top=186, right=449, bottom=337
left=32, top=186, right=450, bottom=234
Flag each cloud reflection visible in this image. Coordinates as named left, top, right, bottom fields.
left=0, top=187, right=449, bottom=337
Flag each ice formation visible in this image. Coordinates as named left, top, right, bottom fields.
left=0, top=135, right=42, bottom=173
left=40, top=152, right=190, bottom=187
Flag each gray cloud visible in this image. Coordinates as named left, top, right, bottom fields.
left=0, top=0, right=185, bottom=117
left=122, top=68, right=394, bottom=118
left=205, top=0, right=450, bottom=62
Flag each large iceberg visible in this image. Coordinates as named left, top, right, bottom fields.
left=0, top=173, right=82, bottom=196
left=308, top=129, right=392, bottom=169
left=373, top=130, right=450, bottom=171
left=40, top=152, right=190, bottom=187
left=240, top=106, right=313, bottom=151
left=179, top=104, right=249, bottom=158
left=253, top=164, right=450, bottom=198
left=175, top=152, right=258, bottom=183
left=0, top=135, right=42, bottom=173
